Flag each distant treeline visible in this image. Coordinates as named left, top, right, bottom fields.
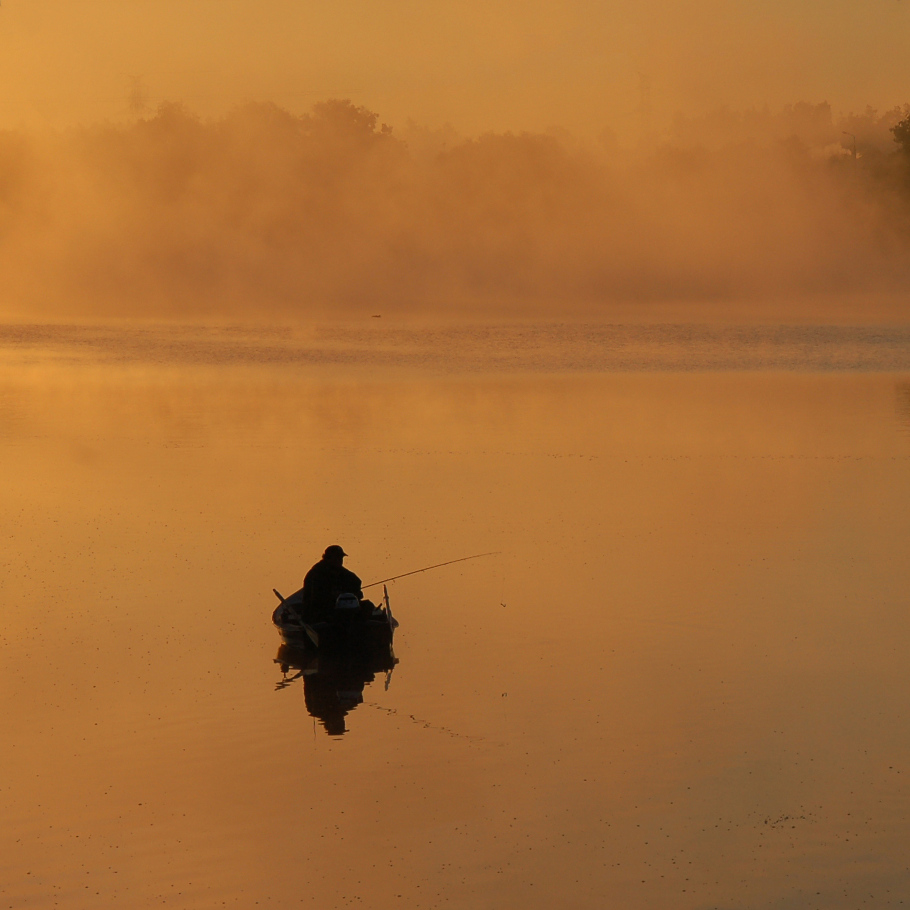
left=671, top=101, right=910, bottom=160
left=0, top=99, right=909, bottom=318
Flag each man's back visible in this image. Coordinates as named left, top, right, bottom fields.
left=301, top=556, right=363, bottom=622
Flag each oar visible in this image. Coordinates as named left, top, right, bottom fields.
left=273, top=588, right=319, bottom=648
left=362, top=552, right=500, bottom=589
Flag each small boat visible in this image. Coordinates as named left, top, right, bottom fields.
left=272, top=584, right=398, bottom=653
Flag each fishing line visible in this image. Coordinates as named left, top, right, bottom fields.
left=362, top=551, right=500, bottom=589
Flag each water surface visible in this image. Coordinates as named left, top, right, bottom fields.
left=2, top=323, right=910, bottom=909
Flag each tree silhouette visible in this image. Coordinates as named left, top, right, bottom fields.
left=892, top=113, right=910, bottom=157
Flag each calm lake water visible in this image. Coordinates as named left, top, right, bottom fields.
left=2, top=322, right=910, bottom=909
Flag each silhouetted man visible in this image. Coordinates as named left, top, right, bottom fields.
left=301, top=545, right=364, bottom=623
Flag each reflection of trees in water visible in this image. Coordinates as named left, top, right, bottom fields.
left=897, top=382, right=910, bottom=430
left=275, top=643, right=397, bottom=736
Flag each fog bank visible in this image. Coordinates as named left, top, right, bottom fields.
left=1, top=99, right=909, bottom=321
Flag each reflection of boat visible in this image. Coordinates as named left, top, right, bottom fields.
left=271, top=584, right=398, bottom=653
left=272, top=584, right=399, bottom=734
left=274, top=638, right=398, bottom=735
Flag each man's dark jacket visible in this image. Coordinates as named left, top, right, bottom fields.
left=301, top=559, right=363, bottom=622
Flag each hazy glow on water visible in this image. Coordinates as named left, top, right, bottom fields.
left=2, top=324, right=910, bottom=909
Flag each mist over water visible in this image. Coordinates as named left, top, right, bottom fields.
left=5, top=321, right=910, bottom=373
left=1, top=98, right=909, bottom=321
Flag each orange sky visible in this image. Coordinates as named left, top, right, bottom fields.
left=1, top=0, right=908, bottom=136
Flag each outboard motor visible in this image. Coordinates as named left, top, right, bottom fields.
left=332, top=592, right=363, bottom=642
left=334, top=593, right=360, bottom=612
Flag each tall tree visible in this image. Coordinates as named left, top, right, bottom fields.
left=891, top=114, right=910, bottom=157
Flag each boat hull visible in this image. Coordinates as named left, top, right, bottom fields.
left=272, top=588, right=396, bottom=654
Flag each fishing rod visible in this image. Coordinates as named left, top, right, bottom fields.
left=363, top=552, right=500, bottom=589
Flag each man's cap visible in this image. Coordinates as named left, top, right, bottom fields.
left=323, top=545, right=348, bottom=559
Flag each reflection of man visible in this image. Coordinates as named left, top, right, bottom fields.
left=304, top=662, right=374, bottom=736
left=301, top=545, right=364, bottom=623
